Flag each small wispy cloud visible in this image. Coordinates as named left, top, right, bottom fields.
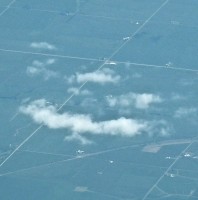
left=67, top=87, right=92, bottom=96
left=150, top=120, right=171, bottom=137
left=30, top=42, right=56, bottom=50
left=174, top=107, right=197, bottom=118
left=65, top=68, right=120, bottom=85
left=171, top=93, right=186, bottom=101
left=26, top=59, right=59, bottom=80
left=106, top=92, right=162, bottom=110
left=132, top=73, right=142, bottom=79
left=19, top=99, right=150, bottom=144
left=27, top=66, right=42, bottom=76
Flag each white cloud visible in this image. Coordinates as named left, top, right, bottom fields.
left=77, top=68, right=120, bottom=84
left=30, top=42, right=56, bottom=50
left=174, top=107, right=197, bottom=118
left=46, top=59, right=56, bottom=65
left=160, top=127, right=170, bottom=136
left=64, top=75, right=76, bottom=84
left=64, top=133, right=93, bottom=145
left=135, top=93, right=162, bottom=109
left=150, top=120, right=171, bottom=137
left=65, top=68, right=120, bottom=85
left=32, top=60, right=45, bottom=67
left=67, top=87, right=92, bottom=96
left=19, top=99, right=149, bottom=144
left=26, top=66, right=42, bottom=76
left=132, top=73, right=142, bottom=79
left=106, top=92, right=162, bottom=110
left=26, top=59, right=59, bottom=80
left=43, top=69, right=58, bottom=80
left=74, top=186, right=89, bottom=193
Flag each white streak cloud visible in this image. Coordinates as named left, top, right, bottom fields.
left=30, top=42, right=56, bottom=50
left=65, top=68, right=120, bottom=85
left=106, top=92, right=162, bottom=110
left=19, top=99, right=149, bottom=144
